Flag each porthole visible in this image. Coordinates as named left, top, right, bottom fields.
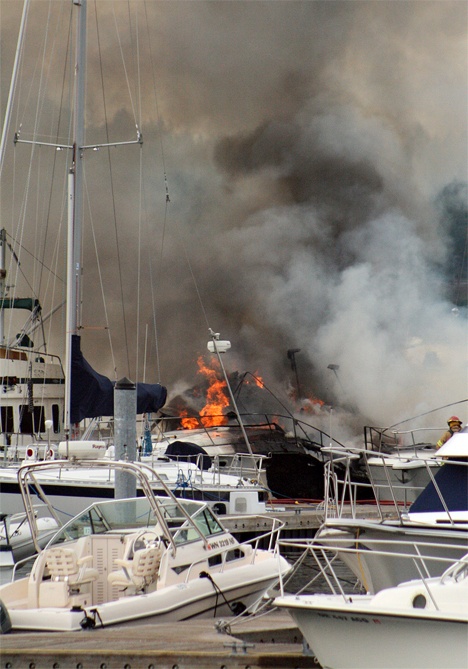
left=412, top=593, right=427, bottom=609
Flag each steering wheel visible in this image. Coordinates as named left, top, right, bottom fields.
left=131, top=530, right=162, bottom=554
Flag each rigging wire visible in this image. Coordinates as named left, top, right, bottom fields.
left=36, top=1, right=73, bottom=308
left=5, top=3, right=73, bottom=358
left=112, top=1, right=140, bottom=131
left=6, top=2, right=55, bottom=348
left=143, top=0, right=172, bottom=384
left=93, top=1, right=132, bottom=377
left=452, top=231, right=467, bottom=308
left=135, top=5, right=142, bottom=384
left=0, top=0, right=29, bottom=178
left=141, top=1, right=215, bottom=381
left=83, top=172, right=118, bottom=381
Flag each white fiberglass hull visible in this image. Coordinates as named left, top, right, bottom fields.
left=0, top=461, right=266, bottom=522
left=7, top=560, right=284, bottom=632
left=0, top=517, right=59, bottom=568
left=317, top=520, right=468, bottom=593
left=276, top=594, right=468, bottom=669
left=366, top=455, right=438, bottom=504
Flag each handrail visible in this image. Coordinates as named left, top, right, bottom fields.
left=276, top=535, right=468, bottom=601
left=321, top=444, right=467, bottom=523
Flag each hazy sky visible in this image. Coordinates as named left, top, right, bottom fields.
left=1, top=0, right=466, bottom=440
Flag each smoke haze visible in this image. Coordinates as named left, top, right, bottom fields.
left=1, top=0, right=466, bottom=441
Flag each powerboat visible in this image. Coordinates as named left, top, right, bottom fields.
left=0, top=442, right=269, bottom=528
left=0, top=459, right=291, bottom=632
left=0, top=511, right=59, bottom=568
left=275, top=542, right=468, bottom=669
left=315, top=428, right=468, bottom=593
left=362, top=423, right=442, bottom=504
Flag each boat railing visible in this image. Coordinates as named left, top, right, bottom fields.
left=9, top=551, right=40, bottom=582
left=364, top=425, right=441, bottom=454
left=181, top=516, right=285, bottom=583
left=142, top=451, right=267, bottom=486
left=211, top=452, right=267, bottom=482
left=276, top=535, right=468, bottom=603
left=239, top=515, right=286, bottom=555
left=150, top=411, right=348, bottom=456
left=321, top=446, right=467, bottom=522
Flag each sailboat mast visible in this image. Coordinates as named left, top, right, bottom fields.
left=64, top=0, right=87, bottom=434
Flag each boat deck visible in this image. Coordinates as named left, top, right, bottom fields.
left=225, top=501, right=397, bottom=539
left=0, top=611, right=319, bottom=668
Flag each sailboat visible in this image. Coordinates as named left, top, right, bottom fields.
left=0, top=0, right=168, bottom=455
left=0, top=2, right=274, bottom=551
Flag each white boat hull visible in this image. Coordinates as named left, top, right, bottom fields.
left=0, top=462, right=267, bottom=524
left=366, top=455, right=438, bottom=504
left=9, top=565, right=277, bottom=632
left=0, top=516, right=59, bottom=568
left=317, top=521, right=468, bottom=594
left=277, top=595, right=468, bottom=669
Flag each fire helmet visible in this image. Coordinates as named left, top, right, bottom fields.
left=447, top=416, right=462, bottom=426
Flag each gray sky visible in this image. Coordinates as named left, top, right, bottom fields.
left=1, top=0, right=466, bottom=439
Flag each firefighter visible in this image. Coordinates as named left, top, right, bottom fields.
left=436, top=416, right=463, bottom=449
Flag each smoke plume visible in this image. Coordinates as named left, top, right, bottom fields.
left=1, top=1, right=466, bottom=442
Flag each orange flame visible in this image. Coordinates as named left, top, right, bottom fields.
left=243, top=372, right=264, bottom=388
left=180, top=409, right=199, bottom=429
left=299, top=396, right=325, bottom=414
left=197, top=356, right=229, bottom=427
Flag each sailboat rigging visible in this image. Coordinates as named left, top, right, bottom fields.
left=1, top=0, right=166, bottom=449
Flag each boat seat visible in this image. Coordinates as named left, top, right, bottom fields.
left=108, top=545, right=161, bottom=594
left=45, top=547, right=99, bottom=585
left=39, top=547, right=99, bottom=607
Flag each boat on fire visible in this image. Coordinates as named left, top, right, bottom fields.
left=0, top=459, right=290, bottom=632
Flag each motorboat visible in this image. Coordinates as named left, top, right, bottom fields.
left=151, top=413, right=372, bottom=502
left=275, top=541, right=468, bottom=669
left=0, top=459, right=291, bottom=632
left=315, top=428, right=468, bottom=593
left=0, top=511, right=59, bottom=568
left=362, top=422, right=443, bottom=504
left=0, top=0, right=371, bottom=509
left=0, top=441, right=269, bottom=526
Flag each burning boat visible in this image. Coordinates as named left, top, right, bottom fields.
left=149, top=352, right=370, bottom=501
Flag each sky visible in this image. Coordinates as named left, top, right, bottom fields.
left=0, top=0, right=467, bottom=442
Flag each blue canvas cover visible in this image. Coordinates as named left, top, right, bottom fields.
left=70, top=335, right=167, bottom=423
left=409, top=462, right=468, bottom=513
left=165, top=441, right=212, bottom=471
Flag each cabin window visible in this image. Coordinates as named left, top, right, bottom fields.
left=0, top=406, right=14, bottom=433
left=208, top=553, right=223, bottom=567
left=52, top=404, right=60, bottom=433
left=193, top=508, right=224, bottom=537
left=19, top=405, right=45, bottom=434
left=225, top=548, right=244, bottom=562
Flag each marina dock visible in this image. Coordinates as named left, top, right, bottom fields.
left=0, top=611, right=319, bottom=668
left=224, top=501, right=393, bottom=539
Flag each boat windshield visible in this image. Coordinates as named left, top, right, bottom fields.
left=48, top=497, right=159, bottom=545
left=46, top=496, right=225, bottom=547
left=172, top=505, right=225, bottom=546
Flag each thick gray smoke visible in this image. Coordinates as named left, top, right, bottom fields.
left=1, top=1, right=466, bottom=441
